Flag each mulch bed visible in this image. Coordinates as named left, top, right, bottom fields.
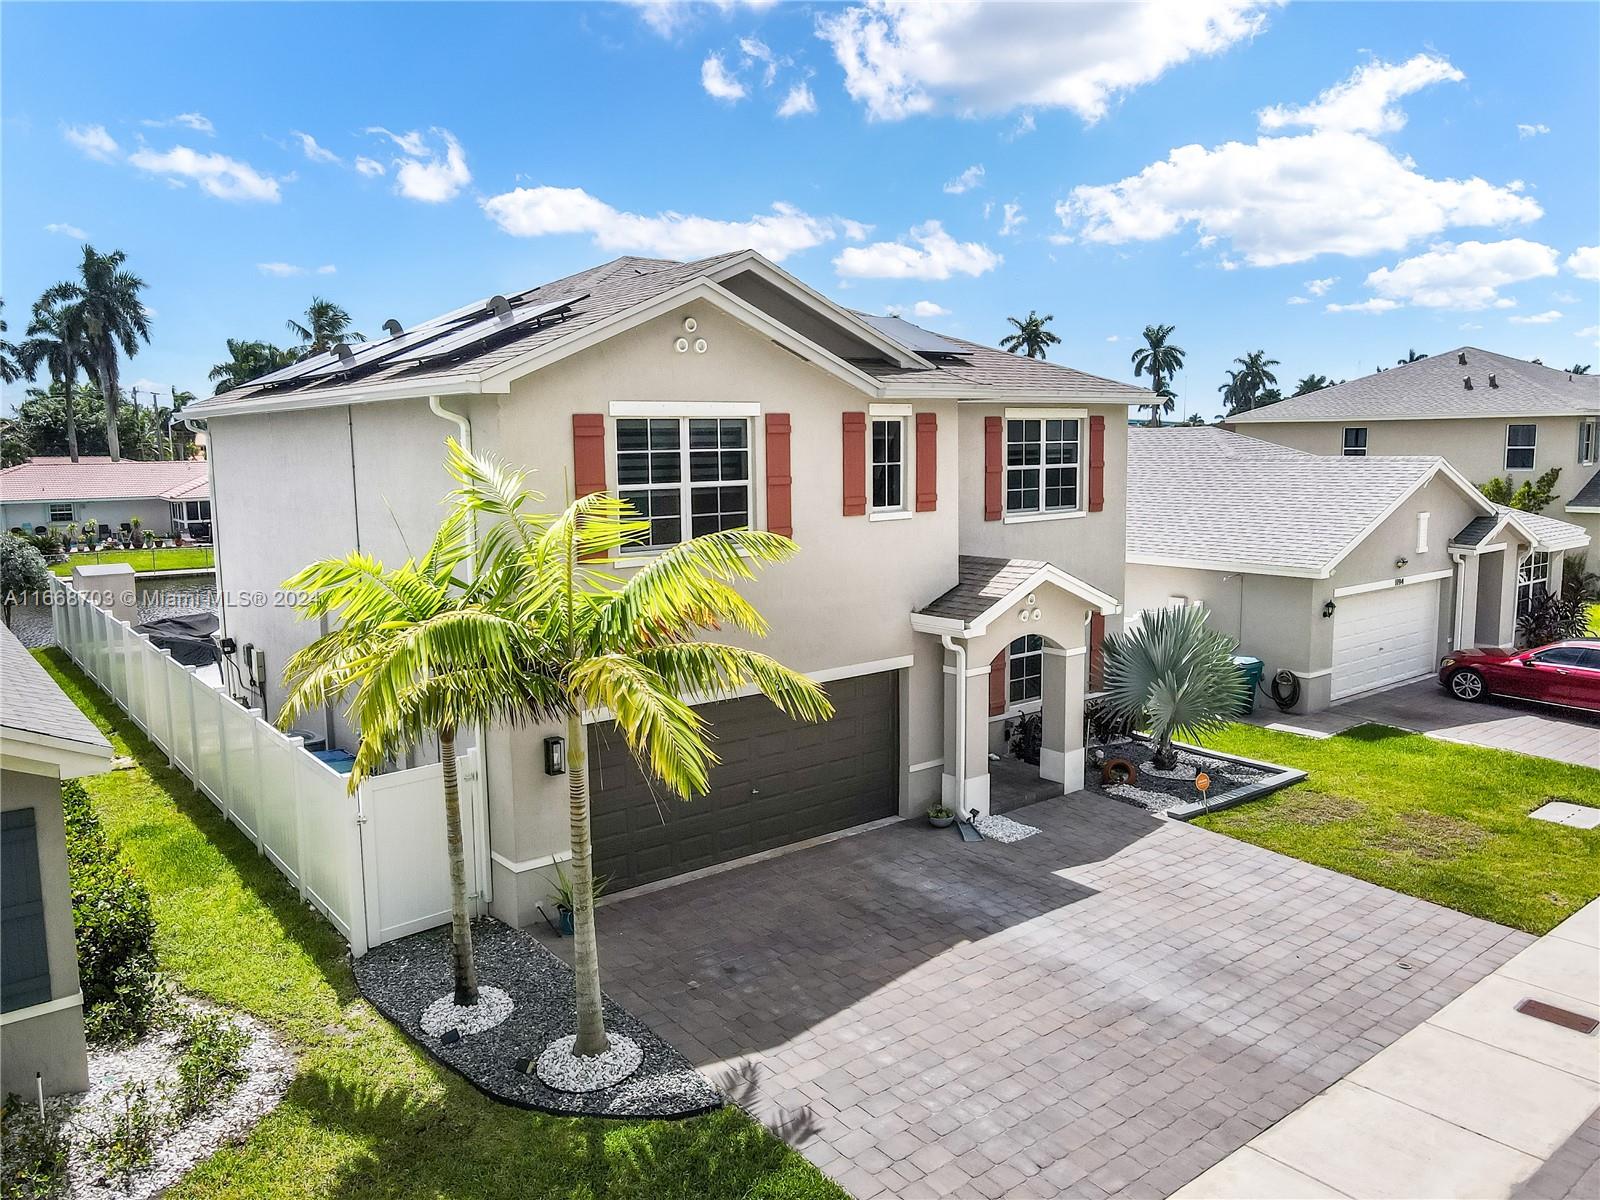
left=1087, top=734, right=1272, bottom=814
left=351, top=917, right=721, bottom=1119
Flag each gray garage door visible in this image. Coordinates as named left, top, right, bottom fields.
left=589, top=671, right=898, bottom=892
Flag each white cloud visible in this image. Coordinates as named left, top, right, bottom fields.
left=999, top=202, right=1025, bottom=236
left=819, top=0, right=1273, bottom=123
left=1286, top=295, right=1309, bottom=305
left=1003, top=113, right=1036, bottom=142
left=777, top=81, right=817, bottom=117
left=1362, top=239, right=1560, bottom=310
left=354, top=155, right=386, bottom=177
left=127, top=145, right=281, bottom=202
left=63, top=123, right=119, bottom=162
left=700, top=53, right=747, bottom=101
left=1567, top=246, right=1600, bottom=281
left=143, top=112, right=215, bottom=135
left=839, top=218, right=873, bottom=241
left=1509, top=310, right=1563, bottom=325
left=368, top=128, right=470, bottom=203
left=1517, top=123, right=1551, bottom=139
left=366, top=126, right=430, bottom=157
left=1305, top=276, right=1337, bottom=296
left=1325, top=298, right=1399, bottom=314
left=482, top=186, right=837, bottom=261
left=316, top=264, right=337, bottom=274
left=1554, top=291, right=1579, bottom=304
left=291, top=131, right=340, bottom=164
left=1576, top=326, right=1598, bottom=341
left=1105, top=334, right=1121, bottom=342
left=257, top=262, right=337, bottom=277
left=625, top=0, right=777, bottom=37
left=833, top=220, right=1001, bottom=280
left=44, top=222, right=88, bottom=239
left=1257, top=54, right=1461, bottom=135
left=912, top=300, right=949, bottom=318
left=943, top=164, right=984, bottom=195
left=739, top=35, right=779, bottom=86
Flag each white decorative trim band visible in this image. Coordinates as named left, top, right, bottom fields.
left=490, top=850, right=572, bottom=875
left=1332, top=568, right=1453, bottom=598
left=608, top=401, right=760, bottom=417
left=869, top=402, right=913, bottom=417
left=909, top=758, right=945, bottom=773
left=0, top=991, right=83, bottom=1026
left=584, top=655, right=913, bottom=723
left=1042, top=645, right=1087, bottom=658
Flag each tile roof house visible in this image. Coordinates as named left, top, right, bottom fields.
left=0, top=456, right=212, bottom=542
left=1225, top=348, right=1600, bottom=547
left=187, top=248, right=1150, bottom=922
left=1126, top=427, right=1590, bottom=713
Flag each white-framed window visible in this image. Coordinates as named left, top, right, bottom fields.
left=1506, top=423, right=1537, bottom=471
left=1342, top=427, right=1368, bottom=456
left=870, top=416, right=906, bottom=512
left=1005, top=416, right=1081, bottom=516
left=1008, top=635, right=1043, bottom=705
left=616, top=416, right=751, bottom=551
left=1517, top=550, right=1550, bottom=617
left=1579, top=418, right=1598, bottom=466
left=48, top=503, right=73, bottom=523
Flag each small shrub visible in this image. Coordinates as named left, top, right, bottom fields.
left=165, top=1012, right=250, bottom=1122
left=1518, top=591, right=1590, bottom=647
left=1008, top=711, right=1042, bottom=765
left=85, top=1080, right=165, bottom=1188
left=26, top=527, right=62, bottom=557
left=1, top=1093, right=70, bottom=1199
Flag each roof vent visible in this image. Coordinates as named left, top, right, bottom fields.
left=1488, top=373, right=1498, bottom=388
left=383, top=319, right=403, bottom=336
left=1458, top=351, right=1468, bottom=365
left=333, top=342, right=355, bottom=365
left=1463, top=376, right=1473, bottom=390
left=488, top=295, right=511, bottom=318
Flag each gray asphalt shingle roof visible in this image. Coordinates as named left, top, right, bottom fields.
left=1228, top=347, right=1599, bottom=424
left=1570, top=469, right=1600, bottom=510
left=1451, top=514, right=1501, bottom=547
left=1, top=623, right=111, bottom=754
left=917, top=556, right=1049, bottom=623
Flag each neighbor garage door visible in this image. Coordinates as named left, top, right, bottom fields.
left=588, top=671, right=898, bottom=892
left=1331, top=580, right=1442, bottom=700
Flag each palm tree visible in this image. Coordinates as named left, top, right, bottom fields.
left=278, top=502, right=543, bottom=1007
left=999, top=311, right=1061, bottom=360
left=288, top=298, right=364, bottom=354
left=1217, top=369, right=1242, bottom=413
left=451, top=442, right=831, bottom=1059
left=1102, top=604, right=1240, bottom=771
left=1130, top=324, right=1186, bottom=427
left=39, top=246, right=150, bottom=461
left=1398, top=349, right=1428, bottom=364
left=0, top=301, right=22, bottom=385
left=209, top=339, right=297, bottom=394
left=1570, top=364, right=1591, bottom=375
left=1293, top=374, right=1332, bottom=396
left=18, top=297, right=90, bottom=462
left=1228, top=350, right=1280, bottom=414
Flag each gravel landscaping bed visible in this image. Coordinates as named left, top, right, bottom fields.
left=351, top=917, right=721, bottom=1119
left=1088, top=734, right=1274, bottom=814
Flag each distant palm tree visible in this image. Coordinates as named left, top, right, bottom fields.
left=1398, top=348, right=1428, bottom=364
left=288, top=298, right=364, bottom=354
left=1228, top=350, right=1280, bottom=414
left=1131, top=324, right=1186, bottom=427
left=39, top=246, right=151, bottom=461
left=209, top=339, right=298, bottom=394
left=0, top=301, right=22, bottom=385
left=1293, top=374, right=1332, bottom=396
left=18, top=297, right=91, bottom=461
left=1570, top=364, right=1592, bottom=375
left=999, top=311, right=1061, bottom=360
left=1217, top=369, right=1243, bottom=413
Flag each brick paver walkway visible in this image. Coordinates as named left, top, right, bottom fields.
left=584, top=793, right=1531, bottom=1199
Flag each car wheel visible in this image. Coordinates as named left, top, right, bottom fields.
left=1449, top=669, right=1487, bottom=702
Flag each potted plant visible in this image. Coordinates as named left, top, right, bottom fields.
left=65, top=522, right=78, bottom=551
left=128, top=516, right=143, bottom=549
left=550, top=865, right=607, bottom=936
left=82, top=519, right=98, bottom=549
left=927, top=803, right=955, bottom=828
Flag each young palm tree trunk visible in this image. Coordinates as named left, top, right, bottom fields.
left=64, top=367, right=80, bottom=462
left=98, top=360, right=121, bottom=462
left=566, top=711, right=610, bottom=1057
left=439, top=727, right=479, bottom=1006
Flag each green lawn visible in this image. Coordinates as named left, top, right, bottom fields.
left=1589, top=602, right=1600, bottom=635
left=34, top=649, right=842, bottom=1200
left=49, top=546, right=215, bottom=576
left=1194, top=722, right=1600, bottom=935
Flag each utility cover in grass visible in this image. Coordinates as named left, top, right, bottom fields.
left=352, top=918, right=720, bottom=1118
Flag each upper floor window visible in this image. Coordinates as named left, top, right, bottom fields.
left=1516, top=550, right=1550, bottom=617
left=1342, top=427, right=1367, bottom=457
left=1005, top=417, right=1080, bottom=515
left=1580, top=418, right=1598, bottom=466
left=616, top=416, right=750, bottom=551
left=48, top=503, right=73, bottom=523
left=871, top=417, right=905, bottom=512
left=1506, top=423, right=1537, bottom=471
left=1008, top=635, right=1043, bottom=704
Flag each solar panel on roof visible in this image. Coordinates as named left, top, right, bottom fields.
left=856, top=313, right=973, bottom=356
left=388, top=294, right=587, bottom=366
left=297, top=316, right=485, bottom=380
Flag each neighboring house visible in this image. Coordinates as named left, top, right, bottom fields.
left=1225, top=348, right=1600, bottom=546
left=0, top=456, right=213, bottom=541
left=186, top=249, right=1148, bottom=917
left=1126, top=428, right=1590, bottom=712
left=1, top=623, right=111, bottom=1097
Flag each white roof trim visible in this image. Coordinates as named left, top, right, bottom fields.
left=1127, top=551, right=1325, bottom=579
left=2, top=726, right=113, bottom=778
left=1229, top=410, right=1593, bottom=425
left=912, top=563, right=1121, bottom=637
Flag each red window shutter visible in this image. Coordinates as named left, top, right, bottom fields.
left=989, top=650, right=1008, bottom=716
left=842, top=412, right=867, bottom=516
left=984, top=416, right=1003, bottom=521
left=765, top=413, right=793, bottom=537
left=1088, top=612, right=1106, bottom=692
left=915, top=412, right=938, bottom=512
left=572, top=414, right=607, bottom=497
left=1088, top=414, right=1106, bottom=513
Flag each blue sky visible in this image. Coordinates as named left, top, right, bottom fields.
left=4, top=1, right=1597, bottom=421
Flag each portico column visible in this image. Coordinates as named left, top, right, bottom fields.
left=1039, top=646, right=1086, bottom=792
left=939, top=643, right=996, bottom=819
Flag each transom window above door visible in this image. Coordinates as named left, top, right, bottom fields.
left=1005, top=417, right=1080, bottom=516
left=616, top=416, right=750, bottom=550
left=871, top=416, right=905, bottom=512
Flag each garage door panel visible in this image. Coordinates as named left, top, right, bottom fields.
left=1331, top=581, right=1441, bottom=701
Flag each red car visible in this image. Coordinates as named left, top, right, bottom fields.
left=1439, top=639, right=1600, bottom=712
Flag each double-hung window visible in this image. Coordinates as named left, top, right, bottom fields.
left=1342, top=427, right=1368, bottom=457
left=1579, top=418, right=1598, bottom=467
left=1506, top=424, right=1537, bottom=471
left=871, top=416, right=905, bottom=512
left=1005, top=417, right=1080, bottom=516
left=616, top=416, right=751, bottom=551
left=48, top=503, right=73, bottom=523
left=1516, top=550, right=1550, bottom=617
left=1008, top=635, right=1043, bottom=705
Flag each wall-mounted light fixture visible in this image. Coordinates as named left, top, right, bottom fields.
left=1322, top=599, right=1337, bottom=619
left=1394, top=556, right=1409, bottom=570
left=543, top=735, right=566, bottom=776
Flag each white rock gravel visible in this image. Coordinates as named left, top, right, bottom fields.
left=535, top=1034, right=643, bottom=1093
left=420, top=986, right=513, bottom=1037
left=973, top=814, right=1040, bottom=843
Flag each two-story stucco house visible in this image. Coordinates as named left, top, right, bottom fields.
left=1225, top=348, right=1600, bottom=547
left=185, top=251, right=1148, bottom=922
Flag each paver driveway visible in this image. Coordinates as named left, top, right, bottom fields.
left=585, top=793, right=1531, bottom=1199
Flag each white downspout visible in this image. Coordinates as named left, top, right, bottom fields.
left=1449, top=550, right=1468, bottom=650
left=941, top=633, right=966, bottom=813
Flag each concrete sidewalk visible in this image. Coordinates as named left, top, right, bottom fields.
left=1173, top=898, right=1600, bottom=1199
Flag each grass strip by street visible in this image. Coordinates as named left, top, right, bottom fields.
left=48, top=547, right=215, bottom=576
left=1195, top=721, right=1600, bottom=935
left=33, top=647, right=844, bottom=1200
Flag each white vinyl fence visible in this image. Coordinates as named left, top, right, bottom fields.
left=48, top=577, right=482, bottom=956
